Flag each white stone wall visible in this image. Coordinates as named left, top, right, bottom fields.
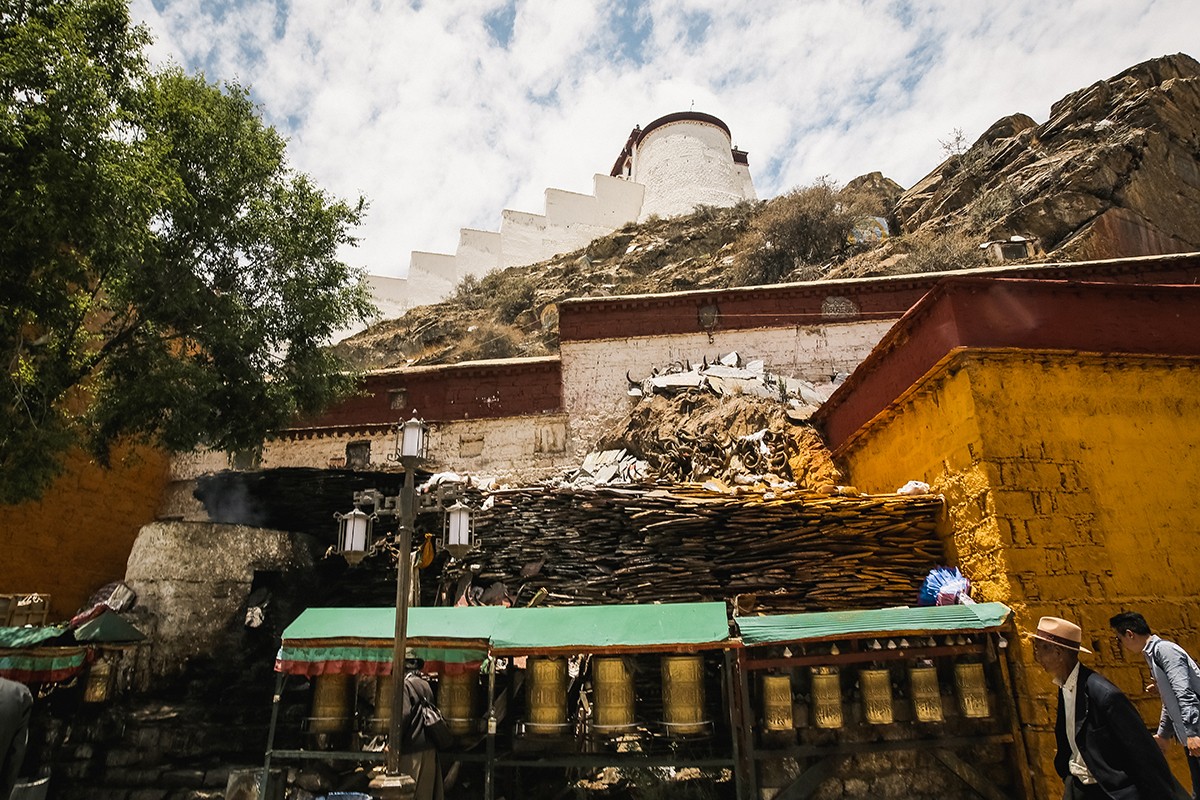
left=378, top=118, right=750, bottom=309
left=560, top=320, right=895, bottom=455
left=633, top=119, right=752, bottom=221
left=173, top=413, right=574, bottom=486
left=734, top=163, right=757, bottom=203
left=406, top=251, right=458, bottom=306
left=330, top=273, right=412, bottom=343
left=456, top=229, right=503, bottom=279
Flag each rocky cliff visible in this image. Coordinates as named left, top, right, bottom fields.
left=890, top=52, right=1200, bottom=262
left=334, top=53, right=1200, bottom=370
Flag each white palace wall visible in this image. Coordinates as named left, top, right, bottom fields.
left=633, top=119, right=756, bottom=221
left=383, top=113, right=753, bottom=315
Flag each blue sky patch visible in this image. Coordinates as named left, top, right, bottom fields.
left=484, top=1, right=517, bottom=49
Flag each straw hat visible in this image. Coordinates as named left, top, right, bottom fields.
left=1032, top=616, right=1092, bottom=654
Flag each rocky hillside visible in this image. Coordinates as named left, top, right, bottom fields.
left=334, top=52, right=1200, bottom=370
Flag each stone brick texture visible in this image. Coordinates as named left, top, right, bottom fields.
left=840, top=351, right=1200, bottom=798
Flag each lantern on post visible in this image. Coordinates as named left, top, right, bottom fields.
left=334, top=508, right=375, bottom=565
left=443, top=500, right=476, bottom=559
left=391, top=414, right=429, bottom=462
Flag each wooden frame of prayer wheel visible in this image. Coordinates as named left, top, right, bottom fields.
left=592, top=656, right=636, bottom=734
left=810, top=668, right=843, bottom=729
left=369, top=676, right=393, bottom=734
left=526, top=657, right=568, bottom=735
left=83, top=654, right=115, bottom=703
left=661, top=654, right=707, bottom=735
left=955, top=662, right=990, bottom=718
left=310, top=673, right=354, bottom=734
left=439, top=669, right=476, bottom=735
left=860, top=668, right=894, bottom=724
left=909, top=665, right=944, bottom=722
left=761, top=674, right=793, bottom=731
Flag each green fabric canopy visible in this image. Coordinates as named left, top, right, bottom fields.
left=73, top=611, right=146, bottom=643
left=279, top=606, right=503, bottom=670
left=487, top=602, right=730, bottom=655
left=0, top=626, right=66, bottom=648
left=735, top=602, right=1011, bottom=645
left=278, top=603, right=731, bottom=674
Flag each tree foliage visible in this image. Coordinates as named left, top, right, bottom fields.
left=1, top=0, right=375, bottom=503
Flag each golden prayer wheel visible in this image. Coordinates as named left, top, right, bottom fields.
left=909, top=665, right=944, bottom=722
left=955, top=662, right=990, bottom=718
left=83, top=655, right=114, bottom=703
left=369, top=675, right=393, bottom=735
left=310, top=673, right=354, bottom=734
left=860, top=668, right=894, bottom=725
left=661, top=654, right=707, bottom=735
left=761, top=674, right=793, bottom=731
left=526, top=657, right=568, bottom=734
left=592, top=656, right=636, bottom=733
left=810, top=668, right=843, bottom=729
left=439, top=669, right=477, bottom=736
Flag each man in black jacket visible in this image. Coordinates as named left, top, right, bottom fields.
left=1032, top=616, right=1190, bottom=799
left=401, top=661, right=444, bottom=800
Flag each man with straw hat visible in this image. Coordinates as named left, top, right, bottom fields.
left=1031, top=615, right=1189, bottom=799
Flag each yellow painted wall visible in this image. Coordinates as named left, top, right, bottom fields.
left=839, top=350, right=1200, bottom=799
left=0, top=442, right=170, bottom=620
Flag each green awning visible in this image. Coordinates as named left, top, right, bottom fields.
left=488, top=602, right=730, bottom=655
left=279, top=606, right=504, bottom=673
left=73, top=611, right=145, bottom=644
left=277, top=603, right=731, bottom=674
left=0, top=626, right=67, bottom=649
left=736, top=602, right=1011, bottom=645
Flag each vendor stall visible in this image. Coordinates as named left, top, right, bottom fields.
left=265, top=601, right=1024, bottom=799
left=732, top=602, right=1027, bottom=800
left=268, top=602, right=735, bottom=799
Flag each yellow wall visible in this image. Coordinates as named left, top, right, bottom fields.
left=839, top=350, right=1200, bottom=799
left=0, top=442, right=170, bottom=620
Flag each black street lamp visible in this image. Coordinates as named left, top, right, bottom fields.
left=333, top=414, right=476, bottom=798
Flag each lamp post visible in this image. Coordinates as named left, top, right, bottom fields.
left=377, top=415, right=427, bottom=796
left=334, top=415, right=477, bottom=798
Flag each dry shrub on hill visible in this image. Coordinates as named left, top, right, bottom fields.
left=733, top=180, right=883, bottom=285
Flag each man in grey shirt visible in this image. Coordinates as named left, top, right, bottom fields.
left=1112, top=611, right=1200, bottom=800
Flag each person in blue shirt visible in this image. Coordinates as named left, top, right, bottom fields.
left=1112, top=611, right=1200, bottom=800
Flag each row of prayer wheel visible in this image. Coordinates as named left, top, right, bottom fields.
left=308, top=655, right=709, bottom=737
left=528, top=655, right=708, bottom=735
left=761, top=663, right=990, bottom=730
left=308, top=670, right=478, bottom=736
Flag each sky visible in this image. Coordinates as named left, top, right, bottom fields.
left=131, top=0, right=1200, bottom=279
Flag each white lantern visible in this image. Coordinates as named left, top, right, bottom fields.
left=443, top=501, right=475, bottom=559
left=335, top=508, right=375, bottom=565
left=399, top=415, right=428, bottom=460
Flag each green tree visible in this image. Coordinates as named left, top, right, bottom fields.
left=1, top=0, right=375, bottom=503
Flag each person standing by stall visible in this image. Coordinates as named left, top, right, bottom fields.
left=1111, top=611, right=1200, bottom=799
left=402, top=660, right=446, bottom=800
left=0, top=677, right=32, bottom=800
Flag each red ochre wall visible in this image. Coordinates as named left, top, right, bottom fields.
left=835, top=351, right=1200, bottom=798
left=0, top=442, right=170, bottom=620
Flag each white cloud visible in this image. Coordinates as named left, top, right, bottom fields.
left=130, top=0, right=1200, bottom=277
